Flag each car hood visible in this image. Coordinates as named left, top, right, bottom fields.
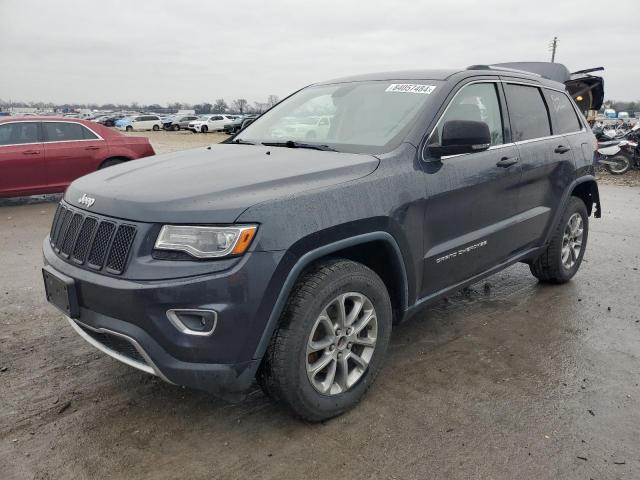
left=65, top=144, right=379, bottom=223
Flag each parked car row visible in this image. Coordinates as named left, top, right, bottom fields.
left=88, top=113, right=256, bottom=134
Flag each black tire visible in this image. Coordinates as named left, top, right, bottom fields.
left=172, top=124, right=180, bottom=131
left=99, top=158, right=125, bottom=169
left=201, top=125, right=208, bottom=133
left=257, top=258, right=392, bottom=421
left=605, top=154, right=631, bottom=175
left=529, top=196, right=589, bottom=283
left=125, top=126, right=133, bottom=132
left=152, top=124, right=160, bottom=131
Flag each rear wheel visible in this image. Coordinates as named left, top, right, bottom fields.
left=605, top=154, right=631, bottom=175
left=258, top=259, right=392, bottom=421
left=125, top=126, right=133, bottom=132
left=529, top=196, right=588, bottom=283
left=172, top=124, right=180, bottom=131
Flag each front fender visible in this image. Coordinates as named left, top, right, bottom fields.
left=250, top=231, right=408, bottom=364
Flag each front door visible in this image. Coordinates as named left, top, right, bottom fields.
left=0, top=121, right=46, bottom=197
left=420, top=81, right=522, bottom=296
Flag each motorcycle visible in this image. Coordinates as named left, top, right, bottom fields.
left=594, top=123, right=640, bottom=175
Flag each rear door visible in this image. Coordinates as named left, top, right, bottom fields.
left=420, top=81, right=523, bottom=295
left=0, top=121, right=46, bottom=196
left=542, top=88, right=592, bottom=173
left=43, top=121, right=106, bottom=189
left=503, top=82, right=576, bottom=249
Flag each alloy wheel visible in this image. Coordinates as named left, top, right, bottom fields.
left=561, top=212, right=584, bottom=269
left=306, top=292, right=377, bottom=395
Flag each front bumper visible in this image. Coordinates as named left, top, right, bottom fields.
left=43, top=237, right=287, bottom=399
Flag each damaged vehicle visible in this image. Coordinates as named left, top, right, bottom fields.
left=42, top=62, right=603, bottom=421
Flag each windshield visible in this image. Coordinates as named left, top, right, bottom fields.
left=236, top=80, right=442, bottom=154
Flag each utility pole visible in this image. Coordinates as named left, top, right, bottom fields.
left=549, top=36, right=558, bottom=63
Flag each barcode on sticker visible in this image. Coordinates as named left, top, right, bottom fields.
left=385, top=84, right=436, bottom=94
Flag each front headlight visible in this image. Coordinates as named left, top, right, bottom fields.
left=155, top=225, right=257, bottom=258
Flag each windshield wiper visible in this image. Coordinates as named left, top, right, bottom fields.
left=261, top=140, right=337, bottom=152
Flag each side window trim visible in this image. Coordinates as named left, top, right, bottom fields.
left=499, top=78, right=586, bottom=143
left=40, top=121, right=104, bottom=144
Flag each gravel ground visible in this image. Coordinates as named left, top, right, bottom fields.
left=1, top=133, right=639, bottom=479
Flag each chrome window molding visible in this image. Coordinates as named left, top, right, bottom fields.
left=421, top=78, right=587, bottom=162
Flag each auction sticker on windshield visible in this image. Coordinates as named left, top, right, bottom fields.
left=385, top=84, right=436, bottom=94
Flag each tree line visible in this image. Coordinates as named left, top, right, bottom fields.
left=0, top=95, right=280, bottom=115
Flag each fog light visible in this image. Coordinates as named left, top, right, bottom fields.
left=166, top=309, right=217, bottom=336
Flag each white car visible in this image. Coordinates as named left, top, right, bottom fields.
left=270, top=116, right=332, bottom=140
left=188, top=114, right=236, bottom=133
left=117, top=115, right=163, bottom=132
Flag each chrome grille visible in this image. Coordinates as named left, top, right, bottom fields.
left=49, top=203, right=136, bottom=275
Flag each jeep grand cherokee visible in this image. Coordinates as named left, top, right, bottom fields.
left=43, top=63, right=603, bottom=421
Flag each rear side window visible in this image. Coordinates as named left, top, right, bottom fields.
left=504, top=84, right=551, bottom=141
left=0, top=122, right=40, bottom=145
left=543, top=89, right=582, bottom=134
left=43, top=122, right=97, bottom=141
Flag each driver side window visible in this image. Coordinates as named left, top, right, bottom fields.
left=431, top=83, right=504, bottom=147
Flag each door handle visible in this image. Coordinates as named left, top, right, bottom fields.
left=22, top=150, right=40, bottom=155
left=496, top=156, right=519, bottom=168
left=85, top=146, right=101, bottom=150
left=554, top=145, right=571, bottom=154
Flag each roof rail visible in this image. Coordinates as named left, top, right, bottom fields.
left=466, top=64, right=542, bottom=77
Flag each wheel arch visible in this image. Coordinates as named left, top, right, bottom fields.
left=538, top=175, right=600, bottom=258
left=251, top=232, right=408, bottom=363
left=571, top=177, right=601, bottom=218
left=99, top=156, right=131, bottom=169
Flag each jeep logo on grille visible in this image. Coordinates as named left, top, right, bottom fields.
left=78, top=194, right=95, bottom=208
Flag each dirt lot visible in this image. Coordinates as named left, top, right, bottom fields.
left=123, top=129, right=229, bottom=154
left=1, top=133, right=639, bottom=479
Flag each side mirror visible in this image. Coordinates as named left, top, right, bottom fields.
left=427, top=120, right=491, bottom=158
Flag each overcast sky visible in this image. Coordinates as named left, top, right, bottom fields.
left=1, top=0, right=638, bottom=105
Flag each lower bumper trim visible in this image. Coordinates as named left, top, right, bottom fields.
left=66, top=317, right=174, bottom=384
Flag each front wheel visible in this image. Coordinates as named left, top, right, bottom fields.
left=529, top=196, right=589, bottom=283
left=258, top=259, right=392, bottom=421
left=201, top=125, right=208, bottom=133
left=152, top=124, right=160, bottom=131
left=125, top=126, right=133, bottom=132
left=605, top=154, right=631, bottom=175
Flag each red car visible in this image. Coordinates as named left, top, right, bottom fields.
left=0, top=117, right=155, bottom=198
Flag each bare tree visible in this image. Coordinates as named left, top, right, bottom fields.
left=267, top=95, right=279, bottom=108
left=212, top=98, right=228, bottom=113
left=232, top=98, right=249, bottom=114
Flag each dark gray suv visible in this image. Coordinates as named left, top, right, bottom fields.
left=42, top=62, right=603, bottom=421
